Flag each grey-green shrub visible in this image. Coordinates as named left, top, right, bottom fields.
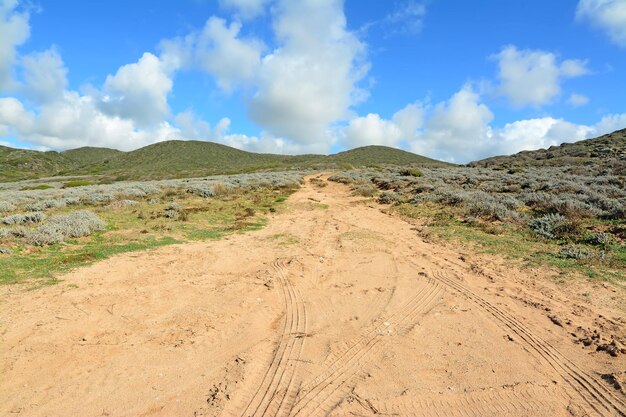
left=26, top=211, right=106, bottom=246
left=0, top=201, right=15, bottom=212
left=2, top=212, right=46, bottom=225
left=528, top=214, right=567, bottom=239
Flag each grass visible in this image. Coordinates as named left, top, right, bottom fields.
left=391, top=202, right=626, bottom=284
left=20, top=184, right=54, bottom=190
left=0, top=186, right=297, bottom=286
left=62, top=180, right=94, bottom=188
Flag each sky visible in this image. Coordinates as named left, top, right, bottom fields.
left=0, top=0, right=625, bottom=163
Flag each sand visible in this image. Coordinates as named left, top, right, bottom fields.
left=1, top=176, right=625, bottom=417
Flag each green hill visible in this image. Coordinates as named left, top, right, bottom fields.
left=62, top=147, right=124, bottom=166
left=0, top=140, right=448, bottom=182
left=0, top=146, right=74, bottom=181
left=328, top=145, right=447, bottom=167
left=469, top=128, right=626, bottom=173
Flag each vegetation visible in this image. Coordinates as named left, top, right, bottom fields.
left=329, top=164, right=625, bottom=283
left=469, top=128, right=626, bottom=174
left=0, top=171, right=303, bottom=285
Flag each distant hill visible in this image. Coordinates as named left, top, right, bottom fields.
left=62, top=147, right=124, bottom=166
left=329, top=145, right=445, bottom=166
left=469, top=128, right=626, bottom=173
left=0, top=140, right=449, bottom=182
left=0, top=146, right=74, bottom=181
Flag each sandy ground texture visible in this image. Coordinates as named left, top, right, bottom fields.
left=1, top=175, right=625, bottom=417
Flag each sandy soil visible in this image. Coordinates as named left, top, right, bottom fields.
left=1, top=176, right=625, bottom=417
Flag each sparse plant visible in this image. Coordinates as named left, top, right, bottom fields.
left=2, top=212, right=46, bottom=225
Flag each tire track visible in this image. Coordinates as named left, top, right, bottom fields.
left=429, top=269, right=626, bottom=417
left=239, top=258, right=307, bottom=417
left=291, top=277, right=444, bottom=417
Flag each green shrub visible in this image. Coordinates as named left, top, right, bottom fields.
left=62, top=180, right=94, bottom=188
left=400, top=168, right=423, bottom=177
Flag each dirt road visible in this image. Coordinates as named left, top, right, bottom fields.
left=2, top=176, right=625, bottom=417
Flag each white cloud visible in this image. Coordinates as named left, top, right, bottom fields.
left=494, top=45, right=589, bottom=107
left=576, top=0, right=626, bottom=47
left=0, top=0, right=29, bottom=89
left=343, top=113, right=403, bottom=147
left=218, top=0, right=270, bottom=19
left=248, top=0, right=368, bottom=152
left=0, top=92, right=183, bottom=150
left=160, top=17, right=263, bottom=92
left=98, top=52, right=173, bottom=126
left=567, top=93, right=590, bottom=107
left=411, top=86, right=495, bottom=162
left=20, top=48, right=68, bottom=104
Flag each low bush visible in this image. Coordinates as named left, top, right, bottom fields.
left=400, top=168, right=422, bottom=177
left=528, top=214, right=566, bottom=239
left=2, top=212, right=46, bottom=225
left=558, top=245, right=592, bottom=260
left=352, top=184, right=377, bottom=197
left=0, top=247, right=13, bottom=254
left=26, top=211, right=106, bottom=246
left=63, top=180, right=94, bottom=188
left=0, top=201, right=15, bottom=212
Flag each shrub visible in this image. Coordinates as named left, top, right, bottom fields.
left=0, top=247, right=12, bottom=255
left=186, top=185, right=215, bottom=198
left=352, top=184, right=377, bottom=197
left=378, top=191, right=405, bottom=205
left=328, top=173, right=354, bottom=184
left=0, top=201, right=15, bottom=212
left=400, top=168, right=423, bottom=177
left=528, top=214, right=566, bottom=239
left=529, top=213, right=582, bottom=240
left=0, top=228, right=8, bottom=239
left=26, top=199, right=67, bottom=211
left=2, top=212, right=46, bottom=225
left=26, top=211, right=106, bottom=246
left=559, top=245, right=592, bottom=260
left=584, top=232, right=613, bottom=247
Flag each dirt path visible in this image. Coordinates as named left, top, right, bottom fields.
left=2, top=176, right=625, bottom=417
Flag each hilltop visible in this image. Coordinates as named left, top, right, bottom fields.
left=0, top=140, right=450, bottom=182
left=470, top=128, right=626, bottom=172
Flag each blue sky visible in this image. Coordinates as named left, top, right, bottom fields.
left=0, top=0, right=625, bottom=162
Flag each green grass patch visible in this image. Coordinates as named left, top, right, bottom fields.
left=62, top=180, right=94, bottom=188
left=20, top=184, right=54, bottom=190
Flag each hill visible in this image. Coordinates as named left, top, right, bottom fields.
left=469, top=128, right=626, bottom=173
left=328, top=145, right=446, bottom=167
left=62, top=147, right=124, bottom=166
left=0, top=141, right=448, bottom=182
left=0, top=146, right=75, bottom=181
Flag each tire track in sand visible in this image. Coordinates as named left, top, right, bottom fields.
left=429, top=269, right=626, bottom=417
left=239, top=258, right=307, bottom=417
left=290, top=276, right=444, bottom=417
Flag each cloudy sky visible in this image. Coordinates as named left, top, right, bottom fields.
left=0, top=0, right=625, bottom=162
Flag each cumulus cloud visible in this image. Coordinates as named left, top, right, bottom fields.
left=342, top=85, right=624, bottom=163
left=343, top=113, right=403, bottom=148
left=98, top=52, right=174, bottom=126
left=576, top=0, right=626, bottom=47
left=248, top=0, right=368, bottom=152
left=160, top=17, right=263, bottom=92
left=0, top=0, right=29, bottom=89
left=494, top=45, right=589, bottom=107
left=20, top=48, right=68, bottom=104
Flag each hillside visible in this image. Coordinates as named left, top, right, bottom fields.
left=62, top=147, right=124, bottom=166
left=0, top=146, right=75, bottom=181
left=0, top=141, right=447, bottom=182
left=329, top=145, right=447, bottom=167
left=470, top=128, right=626, bottom=172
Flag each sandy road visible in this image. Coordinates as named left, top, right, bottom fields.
left=1, top=176, right=625, bottom=417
